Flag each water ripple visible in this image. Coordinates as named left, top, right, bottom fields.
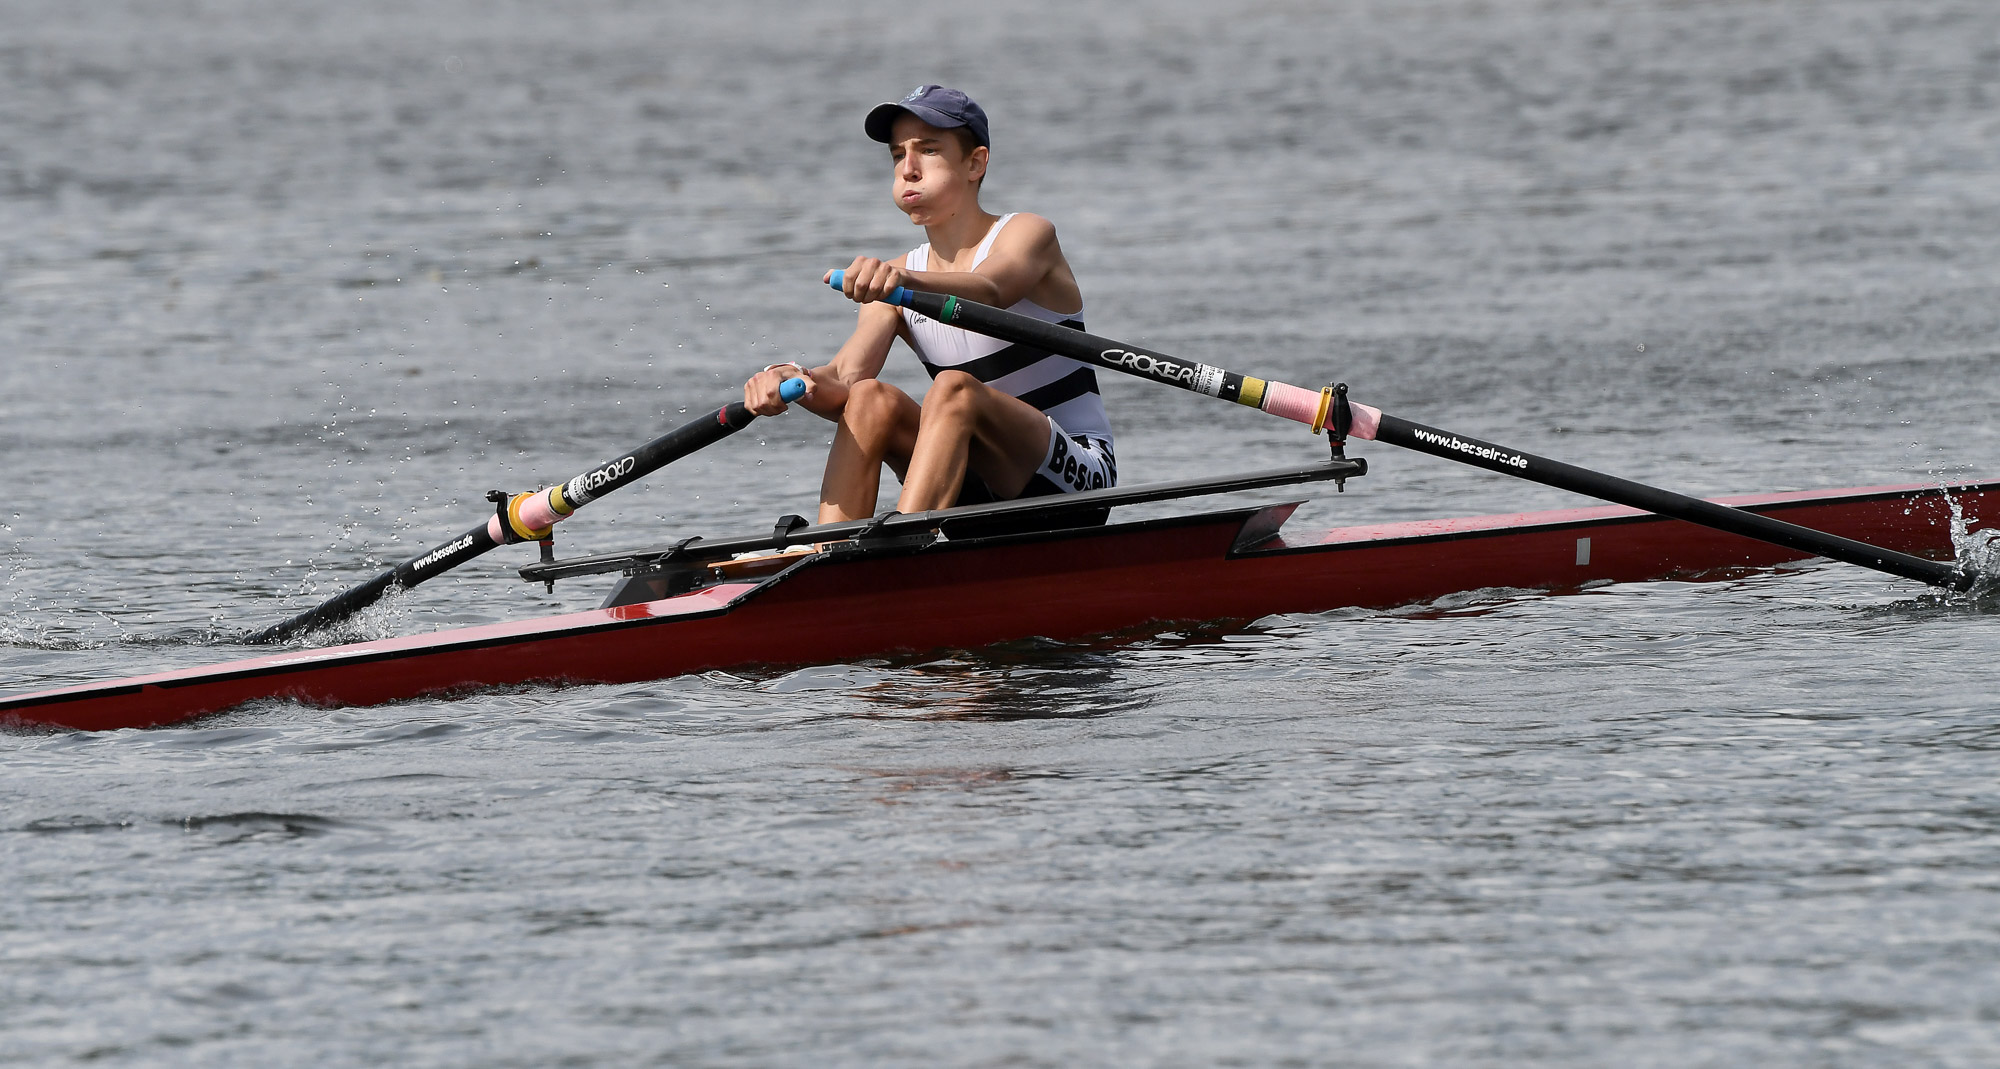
left=6, top=1, right=2000, bottom=1065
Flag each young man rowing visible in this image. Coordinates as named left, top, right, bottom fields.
left=741, top=85, right=1116, bottom=523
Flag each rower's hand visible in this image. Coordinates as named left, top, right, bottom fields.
left=827, top=256, right=908, bottom=305
left=743, top=366, right=811, bottom=416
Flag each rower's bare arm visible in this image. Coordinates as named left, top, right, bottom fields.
left=826, top=216, right=1078, bottom=313
left=917, top=215, right=1079, bottom=312
left=930, top=214, right=1076, bottom=312
left=808, top=302, right=900, bottom=418
left=742, top=302, right=898, bottom=420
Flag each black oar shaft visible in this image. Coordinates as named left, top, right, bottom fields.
left=879, top=287, right=1972, bottom=590
left=1371, top=414, right=1970, bottom=589
left=245, top=524, right=500, bottom=645
left=901, top=291, right=1269, bottom=408
left=528, top=400, right=762, bottom=516
left=247, top=401, right=763, bottom=644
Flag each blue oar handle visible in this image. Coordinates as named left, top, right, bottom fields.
left=826, top=270, right=912, bottom=307
left=778, top=377, right=808, bottom=403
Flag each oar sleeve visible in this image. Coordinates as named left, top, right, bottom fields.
left=1252, top=380, right=1382, bottom=439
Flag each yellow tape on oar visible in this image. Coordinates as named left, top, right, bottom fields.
left=547, top=484, right=575, bottom=516
left=1235, top=376, right=1267, bottom=410
left=505, top=490, right=560, bottom=541
left=1310, top=386, right=1337, bottom=434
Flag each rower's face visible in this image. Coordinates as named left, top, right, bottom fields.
left=888, top=114, right=986, bottom=224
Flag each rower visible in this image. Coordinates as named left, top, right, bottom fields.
left=741, top=85, right=1117, bottom=523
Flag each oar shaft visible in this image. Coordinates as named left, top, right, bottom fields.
left=501, top=399, right=766, bottom=538
left=835, top=278, right=1971, bottom=590
left=248, top=399, right=769, bottom=644
left=828, top=274, right=1336, bottom=430
left=1370, top=413, right=1970, bottom=589
left=245, top=523, right=500, bottom=644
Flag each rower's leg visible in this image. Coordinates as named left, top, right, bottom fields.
left=898, top=371, right=1053, bottom=512
left=819, top=379, right=922, bottom=523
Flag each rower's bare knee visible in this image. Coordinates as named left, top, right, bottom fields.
left=923, top=370, right=981, bottom=419
left=842, top=379, right=902, bottom=457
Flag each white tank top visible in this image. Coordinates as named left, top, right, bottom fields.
left=900, top=214, right=1114, bottom=444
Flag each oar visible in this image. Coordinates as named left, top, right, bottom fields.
left=247, top=379, right=808, bottom=644
left=825, top=273, right=1974, bottom=591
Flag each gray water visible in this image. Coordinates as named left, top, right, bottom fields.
left=5, top=0, right=2000, bottom=1063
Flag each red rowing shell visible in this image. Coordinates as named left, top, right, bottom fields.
left=3, top=481, right=1992, bottom=732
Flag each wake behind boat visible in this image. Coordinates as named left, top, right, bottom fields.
left=3, top=464, right=1993, bottom=733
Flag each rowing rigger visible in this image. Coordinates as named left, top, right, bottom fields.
left=826, top=273, right=1976, bottom=591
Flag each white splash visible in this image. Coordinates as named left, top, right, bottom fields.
left=1944, top=492, right=2000, bottom=601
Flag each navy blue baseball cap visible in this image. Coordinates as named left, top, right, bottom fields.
left=865, top=85, right=990, bottom=149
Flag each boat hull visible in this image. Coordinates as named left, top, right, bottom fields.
left=4, top=481, right=1993, bottom=732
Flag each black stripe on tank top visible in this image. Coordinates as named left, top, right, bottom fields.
left=917, top=319, right=1087, bottom=382
left=1012, top=366, right=1103, bottom=416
